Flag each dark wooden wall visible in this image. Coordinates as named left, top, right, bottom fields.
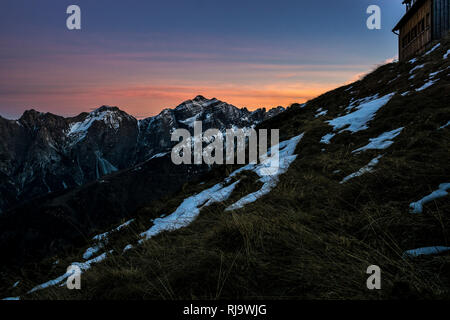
left=433, top=0, right=450, bottom=40
left=399, top=0, right=433, bottom=60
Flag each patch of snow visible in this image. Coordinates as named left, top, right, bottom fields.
left=149, top=152, right=168, bottom=160
left=416, top=79, right=438, bottom=91
left=327, top=93, right=395, bottom=134
left=409, top=58, right=417, bottom=64
left=439, top=121, right=450, bottom=129
left=388, top=75, right=401, bottom=84
left=410, top=64, right=425, bottom=74
left=401, top=91, right=410, bottom=96
left=340, top=155, right=382, bottom=184
left=404, top=246, right=450, bottom=257
left=28, top=251, right=111, bottom=294
left=226, top=134, right=304, bottom=211
left=345, top=95, right=377, bottom=111
left=140, top=180, right=240, bottom=240
left=352, top=127, right=403, bottom=153
left=2, top=297, right=20, bottom=300
left=429, top=70, right=442, bottom=78
left=315, top=109, right=328, bottom=118
left=410, top=183, right=450, bottom=214
left=123, top=244, right=133, bottom=252
left=12, top=281, right=20, bottom=288
left=424, top=43, right=440, bottom=56
left=444, top=49, right=450, bottom=59
left=83, top=245, right=103, bottom=260
left=320, top=133, right=336, bottom=144
left=92, top=219, right=135, bottom=242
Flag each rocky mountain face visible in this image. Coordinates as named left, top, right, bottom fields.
left=0, top=96, right=284, bottom=213
left=136, top=96, right=284, bottom=160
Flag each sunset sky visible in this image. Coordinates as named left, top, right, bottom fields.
left=0, top=0, right=405, bottom=119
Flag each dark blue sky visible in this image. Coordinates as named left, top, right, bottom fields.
left=0, top=0, right=405, bottom=118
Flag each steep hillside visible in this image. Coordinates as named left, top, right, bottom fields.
left=0, top=154, right=210, bottom=269
left=2, top=38, right=449, bottom=300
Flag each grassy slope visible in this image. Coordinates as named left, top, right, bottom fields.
left=5, top=37, right=450, bottom=300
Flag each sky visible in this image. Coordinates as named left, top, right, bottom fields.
left=0, top=0, right=405, bottom=119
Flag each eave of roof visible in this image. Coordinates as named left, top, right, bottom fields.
left=393, top=0, right=428, bottom=32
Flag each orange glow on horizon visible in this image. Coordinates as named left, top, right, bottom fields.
left=58, top=83, right=339, bottom=119
left=0, top=80, right=349, bottom=119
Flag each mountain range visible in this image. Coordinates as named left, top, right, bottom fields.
left=0, top=95, right=284, bottom=213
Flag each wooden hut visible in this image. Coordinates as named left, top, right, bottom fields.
left=393, top=0, right=449, bottom=60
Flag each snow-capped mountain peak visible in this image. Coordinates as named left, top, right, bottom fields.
left=67, top=106, right=135, bottom=141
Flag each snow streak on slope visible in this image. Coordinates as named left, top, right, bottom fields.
left=315, top=108, right=328, bottom=118
left=320, top=133, right=336, bottom=144
left=28, top=251, right=112, bottom=294
left=327, top=93, right=395, bottom=133
left=425, top=43, right=441, bottom=56
left=352, top=128, right=403, bottom=153
left=123, top=244, right=133, bottom=252
left=83, top=219, right=134, bottom=259
left=140, top=180, right=240, bottom=240
left=444, top=50, right=450, bottom=59
left=410, top=64, right=425, bottom=74
left=410, top=183, right=450, bottom=214
left=83, top=245, right=102, bottom=260
left=403, top=246, right=450, bottom=257
left=92, top=219, right=135, bottom=241
left=140, top=134, right=304, bottom=239
left=5, top=219, right=136, bottom=298
left=439, top=121, right=450, bottom=129
left=416, top=79, right=438, bottom=91
left=149, top=152, right=169, bottom=160
left=340, top=155, right=383, bottom=184
left=413, top=60, right=446, bottom=92
left=226, top=134, right=304, bottom=211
